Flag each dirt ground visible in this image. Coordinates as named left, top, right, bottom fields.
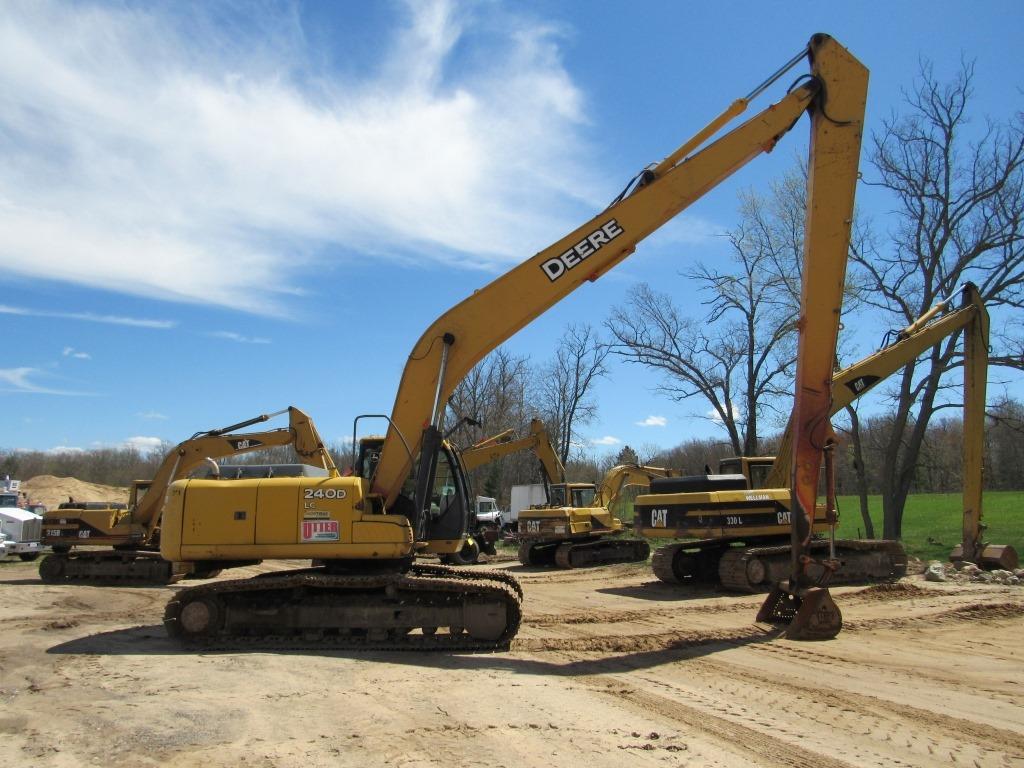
left=1, top=557, right=1022, bottom=768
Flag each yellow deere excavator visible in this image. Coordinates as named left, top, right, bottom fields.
left=517, top=463, right=681, bottom=568
left=638, top=282, right=1018, bottom=592
left=158, top=33, right=869, bottom=647
left=38, top=407, right=334, bottom=584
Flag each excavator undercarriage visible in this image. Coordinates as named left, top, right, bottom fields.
left=517, top=536, right=650, bottom=569
left=39, top=548, right=194, bottom=585
left=164, top=563, right=522, bottom=651
left=652, top=538, right=907, bottom=592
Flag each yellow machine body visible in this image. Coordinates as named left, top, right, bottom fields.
left=517, top=483, right=619, bottom=539
left=161, top=476, right=417, bottom=562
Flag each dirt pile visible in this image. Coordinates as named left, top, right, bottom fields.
left=20, top=475, right=129, bottom=509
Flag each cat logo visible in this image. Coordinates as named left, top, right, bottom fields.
left=229, top=438, right=264, bottom=451
left=650, top=508, right=668, bottom=528
left=844, top=375, right=879, bottom=396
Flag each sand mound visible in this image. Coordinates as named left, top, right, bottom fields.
left=20, top=476, right=129, bottom=509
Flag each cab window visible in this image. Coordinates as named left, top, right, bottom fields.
left=431, top=452, right=463, bottom=517
left=748, top=463, right=773, bottom=490
left=718, top=458, right=740, bottom=475
left=548, top=485, right=567, bottom=507
left=571, top=487, right=596, bottom=508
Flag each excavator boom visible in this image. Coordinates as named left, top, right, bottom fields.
left=460, top=418, right=565, bottom=483
left=594, top=464, right=681, bottom=509
left=373, top=59, right=834, bottom=508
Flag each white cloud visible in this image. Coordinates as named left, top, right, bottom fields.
left=62, top=346, right=91, bottom=360
left=590, top=435, right=621, bottom=446
left=0, top=1, right=601, bottom=316
left=0, top=304, right=174, bottom=329
left=46, top=445, right=84, bottom=454
left=123, top=436, right=164, bottom=453
left=635, top=415, right=667, bottom=427
left=0, top=367, right=88, bottom=395
left=137, top=411, right=169, bottom=420
left=706, top=402, right=741, bottom=424
left=208, top=331, right=271, bottom=345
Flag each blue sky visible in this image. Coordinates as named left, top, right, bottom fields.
left=2, top=0, right=1022, bottom=456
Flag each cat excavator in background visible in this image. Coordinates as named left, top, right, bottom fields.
left=637, top=282, right=1017, bottom=594
left=157, top=33, right=869, bottom=646
left=38, top=407, right=334, bottom=584
left=461, top=419, right=684, bottom=569
left=517, top=462, right=683, bottom=568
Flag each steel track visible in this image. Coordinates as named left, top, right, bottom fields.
left=164, top=568, right=522, bottom=652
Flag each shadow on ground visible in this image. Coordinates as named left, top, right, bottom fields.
left=47, top=622, right=780, bottom=678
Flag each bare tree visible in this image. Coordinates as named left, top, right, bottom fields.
left=606, top=180, right=803, bottom=456
left=447, top=347, right=532, bottom=443
left=986, top=396, right=1024, bottom=490
left=834, top=403, right=876, bottom=538
left=446, top=347, right=540, bottom=500
left=537, top=324, right=610, bottom=466
left=854, top=60, right=1024, bottom=539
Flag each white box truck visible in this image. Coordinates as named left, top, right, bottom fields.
left=0, top=479, right=44, bottom=561
left=0, top=506, right=44, bottom=561
left=509, top=484, right=548, bottom=531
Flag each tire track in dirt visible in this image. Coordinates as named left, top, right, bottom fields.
left=622, top=668, right=941, bottom=768
left=844, top=601, right=1024, bottom=631
left=581, top=676, right=858, bottom=768
left=518, top=599, right=1024, bottom=655
left=689, top=657, right=1024, bottom=762
left=745, top=636, right=1021, bottom=707
left=521, top=581, right=964, bottom=627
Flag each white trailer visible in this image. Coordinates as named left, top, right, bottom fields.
left=509, top=484, right=548, bottom=528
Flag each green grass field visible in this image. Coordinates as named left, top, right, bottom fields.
left=835, top=491, right=1023, bottom=563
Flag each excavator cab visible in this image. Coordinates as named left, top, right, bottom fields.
left=353, top=427, right=469, bottom=556
left=716, top=458, right=775, bottom=491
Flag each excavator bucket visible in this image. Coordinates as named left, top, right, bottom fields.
left=949, top=543, right=1019, bottom=571
left=757, top=585, right=842, bottom=640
